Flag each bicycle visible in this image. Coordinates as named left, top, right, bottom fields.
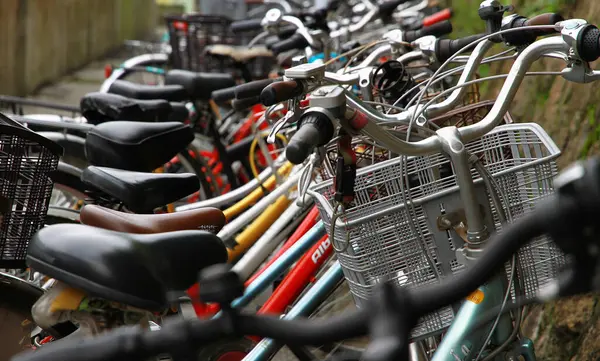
left=2, top=3, right=572, bottom=361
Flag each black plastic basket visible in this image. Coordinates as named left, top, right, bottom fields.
left=165, top=14, right=274, bottom=80
left=165, top=14, right=236, bottom=73
left=0, top=112, right=63, bottom=269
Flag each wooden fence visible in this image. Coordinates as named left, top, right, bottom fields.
left=0, top=0, right=157, bottom=96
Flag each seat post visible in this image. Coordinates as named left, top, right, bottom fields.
left=201, top=102, right=240, bottom=189
left=235, top=61, right=254, bottom=83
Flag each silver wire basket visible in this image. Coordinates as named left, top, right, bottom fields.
left=308, top=123, right=565, bottom=340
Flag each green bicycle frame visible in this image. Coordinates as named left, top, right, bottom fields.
left=431, top=276, right=536, bottom=361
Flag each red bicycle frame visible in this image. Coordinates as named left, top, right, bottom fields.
left=187, top=206, right=330, bottom=320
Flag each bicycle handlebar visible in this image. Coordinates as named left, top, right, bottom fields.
left=378, top=0, right=411, bottom=18
left=212, top=86, right=238, bottom=103
left=577, top=24, right=600, bottom=61
left=270, top=33, right=311, bottom=54
left=231, top=18, right=263, bottom=33
left=526, top=13, right=564, bottom=26
left=342, top=22, right=600, bottom=157
left=502, top=13, right=564, bottom=46
left=232, top=96, right=261, bottom=111
left=285, top=112, right=335, bottom=164
left=266, top=26, right=582, bottom=157
left=422, top=8, right=453, bottom=27
left=234, top=78, right=281, bottom=99
left=260, top=79, right=304, bottom=106
left=435, top=33, right=487, bottom=62
left=402, top=20, right=453, bottom=42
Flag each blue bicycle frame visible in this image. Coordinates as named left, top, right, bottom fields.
left=243, top=262, right=344, bottom=361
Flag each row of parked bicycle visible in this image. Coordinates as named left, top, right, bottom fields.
left=1, top=0, right=600, bottom=360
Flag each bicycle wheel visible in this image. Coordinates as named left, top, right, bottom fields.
left=0, top=273, right=43, bottom=360
left=175, top=145, right=217, bottom=200
left=46, top=206, right=80, bottom=225
left=50, top=162, right=87, bottom=210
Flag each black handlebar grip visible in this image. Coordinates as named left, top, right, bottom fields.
left=260, top=80, right=304, bottom=106
left=378, top=0, right=411, bottom=17
left=577, top=24, right=600, bottom=62
left=403, top=20, right=453, bottom=43
left=234, top=78, right=279, bottom=99
left=270, top=33, right=310, bottom=55
left=230, top=18, right=263, bottom=33
left=502, top=13, right=563, bottom=46
left=232, top=96, right=261, bottom=111
left=435, top=33, right=487, bottom=62
left=266, top=27, right=297, bottom=50
left=278, top=26, right=298, bottom=40
left=286, top=113, right=334, bottom=164
left=212, top=86, right=237, bottom=103
left=265, top=35, right=281, bottom=50
left=327, top=0, right=341, bottom=12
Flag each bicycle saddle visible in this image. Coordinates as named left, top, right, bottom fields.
left=85, top=121, right=193, bottom=172
left=108, top=80, right=189, bottom=102
left=27, top=224, right=227, bottom=310
left=80, top=204, right=226, bottom=234
left=164, top=70, right=235, bottom=101
left=81, top=92, right=185, bottom=124
left=169, top=102, right=189, bottom=122
left=205, top=45, right=274, bottom=63
left=81, top=166, right=199, bottom=213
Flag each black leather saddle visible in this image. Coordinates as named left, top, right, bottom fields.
left=81, top=166, right=199, bottom=213
left=85, top=121, right=193, bottom=172
left=165, top=70, right=236, bottom=101
left=108, top=80, right=189, bottom=102
left=169, top=102, right=190, bottom=122
left=27, top=224, right=227, bottom=310
left=81, top=92, right=188, bottom=124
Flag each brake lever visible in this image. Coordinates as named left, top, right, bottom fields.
left=267, top=99, right=301, bottom=144
left=562, top=61, right=600, bottom=83
left=296, top=152, right=323, bottom=207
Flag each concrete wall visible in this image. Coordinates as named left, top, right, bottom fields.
left=0, top=0, right=157, bottom=96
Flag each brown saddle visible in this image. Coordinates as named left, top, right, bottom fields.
left=80, top=205, right=226, bottom=234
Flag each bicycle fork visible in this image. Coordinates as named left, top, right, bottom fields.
left=428, top=127, right=534, bottom=361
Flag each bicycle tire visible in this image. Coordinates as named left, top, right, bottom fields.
left=175, top=146, right=216, bottom=200
left=46, top=206, right=81, bottom=224
left=50, top=162, right=87, bottom=209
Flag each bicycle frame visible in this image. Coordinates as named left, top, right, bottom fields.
left=431, top=275, right=535, bottom=361
left=190, top=220, right=329, bottom=319
left=241, top=248, right=528, bottom=361
left=246, top=206, right=320, bottom=284
left=243, top=261, right=345, bottom=361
